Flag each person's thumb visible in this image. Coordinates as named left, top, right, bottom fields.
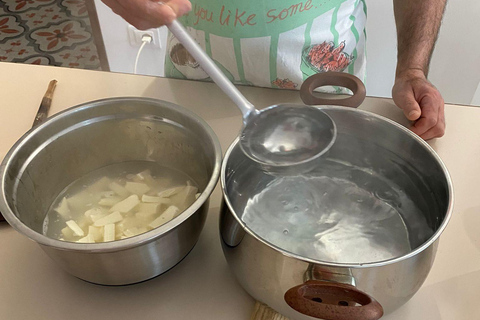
left=395, top=88, right=422, bottom=121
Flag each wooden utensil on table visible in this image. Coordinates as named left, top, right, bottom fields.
left=32, top=79, right=57, bottom=127
left=0, top=79, right=57, bottom=222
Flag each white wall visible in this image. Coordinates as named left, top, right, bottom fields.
left=472, top=84, right=480, bottom=107
left=93, top=0, right=168, bottom=76
left=364, top=0, right=396, bottom=98
left=366, top=0, right=480, bottom=105
left=94, top=0, right=480, bottom=106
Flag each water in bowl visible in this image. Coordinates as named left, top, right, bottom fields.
left=241, top=159, right=434, bottom=264
left=43, top=161, right=198, bottom=242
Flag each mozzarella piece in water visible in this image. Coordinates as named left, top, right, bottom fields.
left=88, top=226, right=103, bottom=241
left=104, top=224, right=115, bottom=242
left=51, top=169, right=199, bottom=243
left=149, top=206, right=180, bottom=229
left=77, top=234, right=95, bottom=243
left=109, top=195, right=140, bottom=213
left=109, top=182, right=130, bottom=198
left=66, top=220, right=85, bottom=237
left=94, top=211, right=123, bottom=227
left=98, top=197, right=123, bottom=207
left=137, top=203, right=161, bottom=214
left=141, top=194, right=171, bottom=204
left=55, top=197, right=70, bottom=217
left=125, top=182, right=150, bottom=195
left=158, top=186, right=184, bottom=198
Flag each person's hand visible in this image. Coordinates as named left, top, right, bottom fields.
left=392, top=69, right=445, bottom=140
left=101, top=0, right=192, bottom=30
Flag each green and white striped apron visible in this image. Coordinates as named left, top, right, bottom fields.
left=165, top=0, right=367, bottom=92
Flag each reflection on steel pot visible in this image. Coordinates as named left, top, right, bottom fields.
left=0, top=97, right=221, bottom=285
left=220, top=106, right=453, bottom=320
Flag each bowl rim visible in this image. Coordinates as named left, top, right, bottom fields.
left=0, top=97, right=222, bottom=252
left=221, top=105, right=454, bottom=268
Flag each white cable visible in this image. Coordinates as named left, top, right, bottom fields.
left=134, top=34, right=152, bottom=74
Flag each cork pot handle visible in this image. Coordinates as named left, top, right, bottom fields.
left=300, top=72, right=366, bottom=108
left=284, top=280, right=384, bottom=320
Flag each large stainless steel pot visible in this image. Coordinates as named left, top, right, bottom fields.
left=0, top=97, right=221, bottom=285
left=220, top=103, right=453, bottom=319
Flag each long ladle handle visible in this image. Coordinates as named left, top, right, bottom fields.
left=167, top=20, right=257, bottom=120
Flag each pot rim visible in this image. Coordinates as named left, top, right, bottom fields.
left=0, top=97, right=222, bottom=253
left=221, top=106, right=454, bottom=268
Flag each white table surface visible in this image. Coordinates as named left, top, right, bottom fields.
left=1, top=62, right=479, bottom=320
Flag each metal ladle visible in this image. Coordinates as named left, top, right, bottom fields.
left=167, top=20, right=359, bottom=170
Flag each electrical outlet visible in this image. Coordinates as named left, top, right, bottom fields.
left=127, top=25, right=161, bottom=49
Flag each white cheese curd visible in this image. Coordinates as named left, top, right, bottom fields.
left=43, top=161, right=199, bottom=243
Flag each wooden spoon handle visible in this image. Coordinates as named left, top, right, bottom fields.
left=32, top=79, right=57, bottom=128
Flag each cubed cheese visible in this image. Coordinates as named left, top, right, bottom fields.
left=55, top=197, right=70, bottom=217
left=137, top=203, right=160, bottom=214
left=67, top=191, right=98, bottom=213
left=104, top=224, right=115, bottom=242
left=108, top=182, right=130, bottom=197
left=158, top=186, right=183, bottom=198
left=135, top=211, right=156, bottom=220
left=125, top=182, right=150, bottom=195
left=90, top=213, right=107, bottom=222
left=98, top=197, right=123, bottom=207
left=93, top=211, right=123, bottom=226
left=123, top=227, right=147, bottom=238
left=115, top=223, right=125, bottom=237
left=88, top=226, right=103, bottom=241
left=141, top=194, right=171, bottom=204
left=84, top=207, right=104, bottom=218
left=149, top=206, right=179, bottom=229
left=136, top=170, right=159, bottom=188
left=61, top=226, right=75, bottom=240
left=66, top=220, right=85, bottom=237
left=77, top=234, right=95, bottom=243
left=170, top=185, right=198, bottom=211
left=109, top=195, right=140, bottom=213
left=76, top=216, right=90, bottom=229
left=87, top=176, right=111, bottom=193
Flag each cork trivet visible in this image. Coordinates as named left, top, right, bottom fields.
left=250, top=301, right=291, bottom=320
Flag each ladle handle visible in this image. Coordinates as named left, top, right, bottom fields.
left=300, top=72, right=366, bottom=108
left=167, top=20, right=256, bottom=119
left=284, top=280, right=384, bottom=320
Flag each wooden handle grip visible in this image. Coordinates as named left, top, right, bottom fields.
left=284, top=280, right=383, bottom=320
left=300, top=72, right=366, bottom=108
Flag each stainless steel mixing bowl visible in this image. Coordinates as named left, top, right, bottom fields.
left=220, top=106, right=453, bottom=320
left=0, top=97, right=221, bottom=285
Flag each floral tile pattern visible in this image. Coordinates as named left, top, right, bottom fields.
left=0, top=0, right=100, bottom=70
left=31, top=21, right=90, bottom=51
left=0, top=15, right=24, bottom=41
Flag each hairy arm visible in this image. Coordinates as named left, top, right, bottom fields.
left=100, top=0, right=191, bottom=30
left=392, top=0, right=447, bottom=139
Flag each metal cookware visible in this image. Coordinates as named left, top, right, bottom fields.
left=0, top=97, right=221, bottom=285
left=220, top=77, right=453, bottom=319
left=167, top=20, right=359, bottom=171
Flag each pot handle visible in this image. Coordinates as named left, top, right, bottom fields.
left=300, top=72, right=366, bottom=108
left=284, top=280, right=384, bottom=320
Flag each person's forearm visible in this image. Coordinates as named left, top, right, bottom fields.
left=393, top=0, right=447, bottom=77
